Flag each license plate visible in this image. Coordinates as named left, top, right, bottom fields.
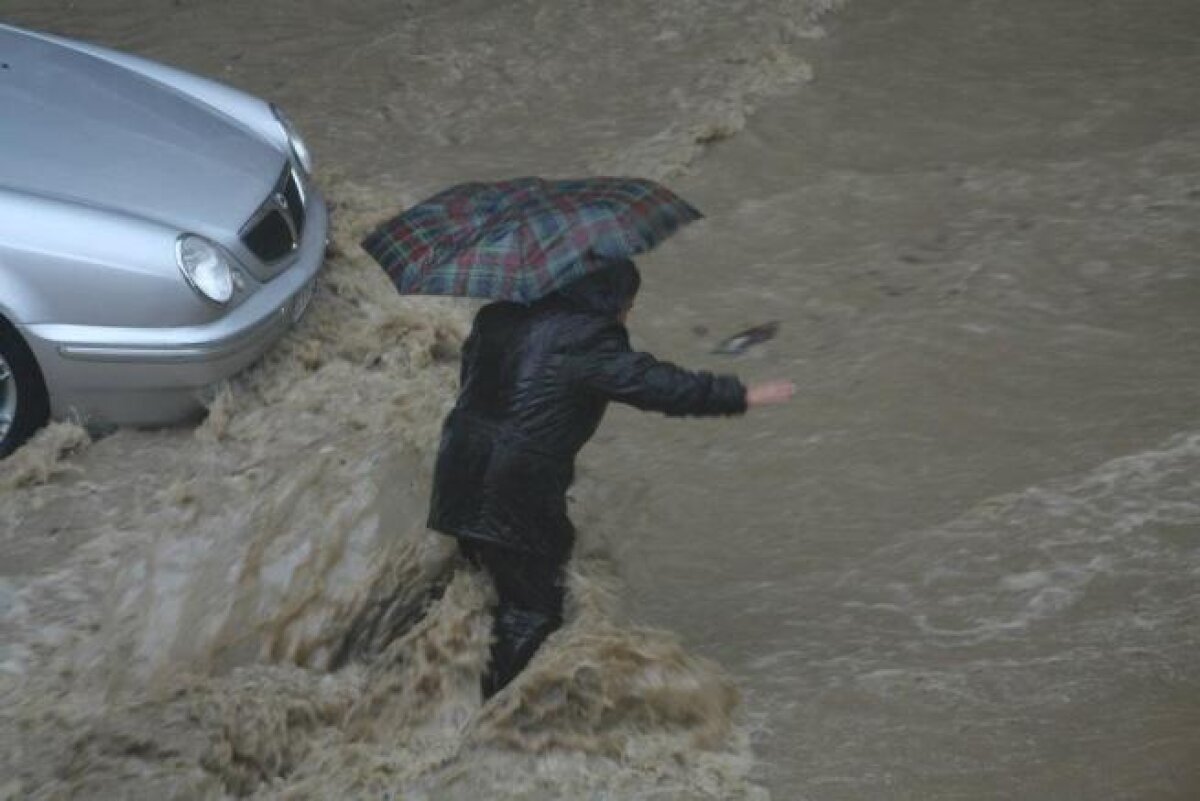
left=289, top=279, right=315, bottom=323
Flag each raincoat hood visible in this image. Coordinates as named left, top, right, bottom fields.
left=554, top=257, right=641, bottom=318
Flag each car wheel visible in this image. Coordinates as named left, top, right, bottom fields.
left=0, top=317, right=50, bottom=459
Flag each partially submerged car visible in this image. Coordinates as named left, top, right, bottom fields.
left=0, top=22, right=328, bottom=456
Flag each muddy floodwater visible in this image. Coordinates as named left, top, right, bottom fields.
left=2, top=0, right=1199, bottom=799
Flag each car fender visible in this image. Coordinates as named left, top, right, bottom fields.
left=0, top=187, right=226, bottom=329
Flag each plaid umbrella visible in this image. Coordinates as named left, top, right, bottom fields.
left=359, top=176, right=702, bottom=302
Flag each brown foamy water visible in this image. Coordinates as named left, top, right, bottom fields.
left=5, top=0, right=1200, bottom=798
left=1, top=2, right=844, bottom=796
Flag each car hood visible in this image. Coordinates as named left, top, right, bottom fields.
left=0, top=26, right=282, bottom=237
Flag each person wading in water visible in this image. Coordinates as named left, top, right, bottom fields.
left=428, top=257, right=794, bottom=698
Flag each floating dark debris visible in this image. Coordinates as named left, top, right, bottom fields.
left=712, top=321, right=779, bottom=356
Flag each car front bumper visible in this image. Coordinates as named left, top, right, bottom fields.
left=21, top=188, right=329, bottom=427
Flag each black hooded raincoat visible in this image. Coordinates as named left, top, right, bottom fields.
left=428, top=267, right=747, bottom=557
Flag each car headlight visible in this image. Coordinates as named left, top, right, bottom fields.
left=176, top=235, right=235, bottom=304
left=271, top=104, right=313, bottom=175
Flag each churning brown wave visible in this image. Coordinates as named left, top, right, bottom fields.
left=0, top=183, right=764, bottom=800
left=0, top=1, right=860, bottom=793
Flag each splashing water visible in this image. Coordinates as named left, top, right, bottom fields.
left=0, top=182, right=767, bottom=800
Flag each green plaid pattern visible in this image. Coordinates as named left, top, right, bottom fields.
left=360, top=177, right=702, bottom=302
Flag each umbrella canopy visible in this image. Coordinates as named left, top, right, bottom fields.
left=359, top=176, right=702, bottom=302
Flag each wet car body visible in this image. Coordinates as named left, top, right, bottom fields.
left=0, top=22, right=327, bottom=454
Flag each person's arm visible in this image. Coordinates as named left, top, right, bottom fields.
left=565, top=324, right=748, bottom=417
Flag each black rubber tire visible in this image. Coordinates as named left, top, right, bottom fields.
left=0, top=317, right=51, bottom=459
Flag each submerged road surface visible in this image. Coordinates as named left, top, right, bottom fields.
left=586, top=0, right=1200, bottom=797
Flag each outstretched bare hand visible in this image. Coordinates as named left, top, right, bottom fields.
left=746, top=380, right=796, bottom=408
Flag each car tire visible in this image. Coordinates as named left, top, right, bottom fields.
left=0, top=317, right=50, bottom=459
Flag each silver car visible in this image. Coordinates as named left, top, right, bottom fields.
left=0, top=23, right=328, bottom=456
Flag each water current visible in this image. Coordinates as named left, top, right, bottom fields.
left=2, top=0, right=1198, bottom=799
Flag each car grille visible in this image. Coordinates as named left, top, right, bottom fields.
left=241, top=168, right=306, bottom=263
